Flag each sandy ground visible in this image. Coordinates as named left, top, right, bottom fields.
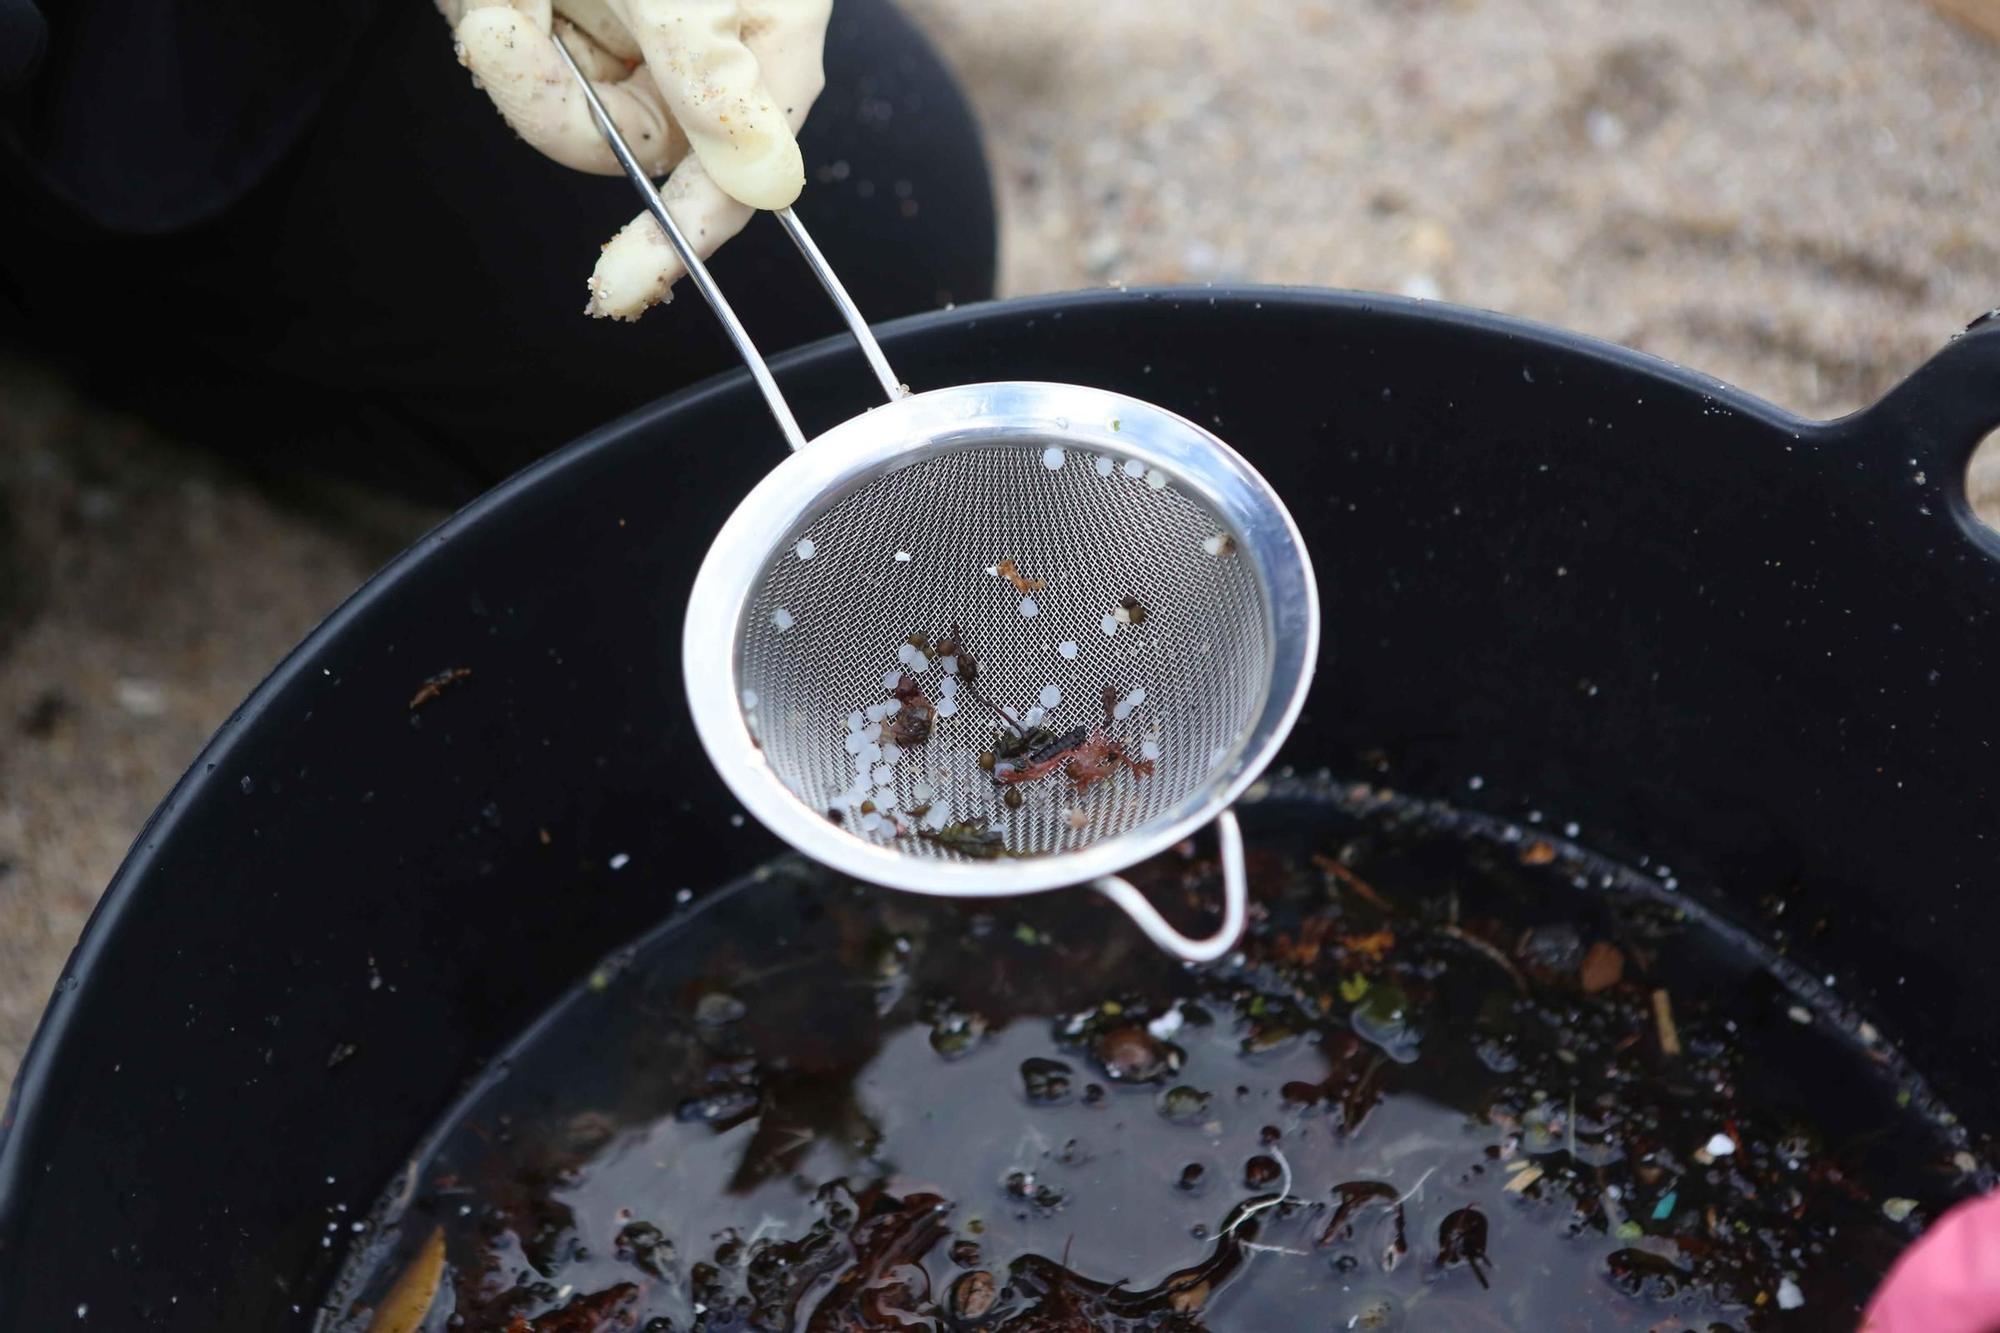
left=5, top=0, right=2000, bottom=1092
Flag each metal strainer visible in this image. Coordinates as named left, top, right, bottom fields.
left=558, top=40, right=1317, bottom=961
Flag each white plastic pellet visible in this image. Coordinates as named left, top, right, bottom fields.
left=867, top=701, right=892, bottom=722
left=1095, top=456, right=1116, bottom=477
left=1019, top=596, right=1039, bottom=618
left=1058, top=641, right=1078, bottom=659
left=1122, top=458, right=1145, bottom=479
left=844, top=732, right=865, bottom=755
left=912, top=781, right=935, bottom=803
left=939, top=655, right=959, bottom=674
left=910, top=649, right=932, bottom=671
left=741, top=688, right=758, bottom=709
left=875, top=788, right=899, bottom=811
left=1776, top=1278, right=1804, bottom=1311
left=934, top=697, right=959, bottom=718
left=1145, top=468, right=1168, bottom=489
left=873, top=764, right=896, bottom=787
left=1201, top=534, right=1231, bottom=556
left=939, top=675, right=959, bottom=698
left=883, top=668, right=903, bottom=691
left=771, top=608, right=794, bottom=632
left=859, top=742, right=882, bottom=766
left=848, top=710, right=866, bottom=732
left=1113, top=701, right=1134, bottom=722
left=882, top=743, right=903, bottom=764
left=1024, top=706, right=1046, bottom=729
left=1704, top=1133, right=1737, bottom=1158
left=895, top=551, right=912, bottom=562
left=794, top=538, right=817, bottom=561
left=1126, top=688, right=1147, bottom=708
left=1039, top=684, right=1062, bottom=709
left=1140, top=739, right=1162, bottom=761
left=1041, top=446, right=1066, bottom=471
left=924, top=799, right=953, bottom=829
left=1101, top=614, right=1119, bottom=637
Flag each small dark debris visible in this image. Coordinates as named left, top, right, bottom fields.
left=1438, top=1206, right=1490, bottom=1288
left=408, top=666, right=472, bottom=711
left=1020, top=1057, right=1075, bottom=1105
left=19, top=690, right=69, bottom=738
left=950, top=1269, right=998, bottom=1319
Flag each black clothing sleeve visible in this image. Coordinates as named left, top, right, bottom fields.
left=0, top=0, right=997, bottom=502
left=2, top=1, right=380, bottom=233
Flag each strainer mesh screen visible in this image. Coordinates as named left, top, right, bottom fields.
left=737, top=441, right=1271, bottom=863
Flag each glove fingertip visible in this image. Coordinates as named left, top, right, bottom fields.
left=702, top=136, right=806, bottom=212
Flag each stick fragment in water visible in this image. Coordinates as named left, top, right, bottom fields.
left=1652, top=988, right=1682, bottom=1057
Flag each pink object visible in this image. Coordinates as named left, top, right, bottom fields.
left=1863, top=1189, right=2000, bottom=1332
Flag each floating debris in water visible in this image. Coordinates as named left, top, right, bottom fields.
left=330, top=789, right=1980, bottom=1333
left=1020, top=1057, right=1074, bottom=1104
left=408, top=666, right=472, bottom=711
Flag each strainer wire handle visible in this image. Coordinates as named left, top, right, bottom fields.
left=551, top=32, right=902, bottom=453
left=1090, top=809, right=1248, bottom=964
left=772, top=208, right=904, bottom=403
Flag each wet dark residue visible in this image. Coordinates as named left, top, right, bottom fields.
left=320, top=782, right=1990, bottom=1332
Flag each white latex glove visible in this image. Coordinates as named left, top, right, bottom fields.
left=440, top=0, right=832, bottom=319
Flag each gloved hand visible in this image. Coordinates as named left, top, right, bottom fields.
left=1862, top=1189, right=2000, bottom=1332
left=439, top=0, right=832, bottom=320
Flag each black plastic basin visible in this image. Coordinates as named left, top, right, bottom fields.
left=4, top=288, right=1998, bottom=1327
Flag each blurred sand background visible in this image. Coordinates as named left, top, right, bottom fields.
left=5, top=0, right=2000, bottom=1092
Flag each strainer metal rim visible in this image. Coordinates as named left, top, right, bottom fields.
left=683, top=380, right=1319, bottom=899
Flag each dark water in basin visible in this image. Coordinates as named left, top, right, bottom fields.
left=320, top=784, right=1985, bottom=1332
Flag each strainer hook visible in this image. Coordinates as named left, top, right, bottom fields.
left=1091, top=809, right=1247, bottom=964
